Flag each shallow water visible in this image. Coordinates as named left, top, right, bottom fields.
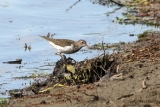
left=0, top=0, right=156, bottom=98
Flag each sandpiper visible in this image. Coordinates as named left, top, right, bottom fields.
left=40, top=36, right=91, bottom=56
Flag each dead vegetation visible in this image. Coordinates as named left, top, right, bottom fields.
left=17, top=53, right=119, bottom=96
left=123, top=31, right=160, bottom=62
left=114, top=0, right=160, bottom=27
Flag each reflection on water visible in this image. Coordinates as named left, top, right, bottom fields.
left=0, top=0, right=156, bottom=98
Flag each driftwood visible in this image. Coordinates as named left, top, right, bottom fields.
left=3, top=59, right=22, bottom=64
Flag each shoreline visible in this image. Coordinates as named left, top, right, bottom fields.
left=5, top=0, right=160, bottom=107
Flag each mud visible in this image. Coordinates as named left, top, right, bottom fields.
left=8, top=32, right=160, bottom=107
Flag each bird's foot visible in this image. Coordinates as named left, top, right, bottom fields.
left=55, top=53, right=66, bottom=60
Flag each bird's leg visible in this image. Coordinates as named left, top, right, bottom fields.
left=55, top=52, right=61, bottom=56
left=55, top=52, right=63, bottom=57
left=55, top=52, right=66, bottom=59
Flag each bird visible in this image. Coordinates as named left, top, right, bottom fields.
left=40, top=36, right=91, bottom=56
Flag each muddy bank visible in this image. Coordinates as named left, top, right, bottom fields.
left=8, top=31, right=160, bottom=107
left=6, top=0, right=160, bottom=107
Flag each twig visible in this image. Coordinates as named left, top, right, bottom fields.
left=116, top=65, right=119, bottom=73
left=99, top=61, right=114, bottom=74
left=116, top=93, right=133, bottom=100
left=84, top=91, right=99, bottom=101
left=142, top=79, right=147, bottom=89
left=24, top=43, right=27, bottom=51
left=65, top=95, right=72, bottom=105
left=102, top=39, right=105, bottom=57
left=110, top=0, right=125, bottom=6
left=92, top=68, right=101, bottom=80
left=110, top=73, right=123, bottom=81
left=66, top=0, right=81, bottom=12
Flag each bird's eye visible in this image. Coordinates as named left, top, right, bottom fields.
left=81, top=41, right=84, bottom=44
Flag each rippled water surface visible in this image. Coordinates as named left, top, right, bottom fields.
left=0, top=0, right=156, bottom=97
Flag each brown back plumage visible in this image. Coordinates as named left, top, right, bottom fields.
left=40, top=36, right=75, bottom=47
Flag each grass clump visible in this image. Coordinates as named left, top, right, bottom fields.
left=0, top=98, right=7, bottom=107
left=137, top=30, right=152, bottom=39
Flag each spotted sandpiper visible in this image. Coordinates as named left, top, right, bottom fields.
left=40, top=36, right=91, bottom=56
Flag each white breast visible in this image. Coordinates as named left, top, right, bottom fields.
left=48, top=41, right=73, bottom=53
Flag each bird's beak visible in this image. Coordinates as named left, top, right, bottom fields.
left=85, top=44, right=92, bottom=49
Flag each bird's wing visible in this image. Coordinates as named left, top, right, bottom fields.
left=40, top=36, right=75, bottom=47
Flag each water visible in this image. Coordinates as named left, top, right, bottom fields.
left=0, top=0, right=156, bottom=98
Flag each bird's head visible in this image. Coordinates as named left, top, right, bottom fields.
left=76, top=39, right=91, bottom=49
